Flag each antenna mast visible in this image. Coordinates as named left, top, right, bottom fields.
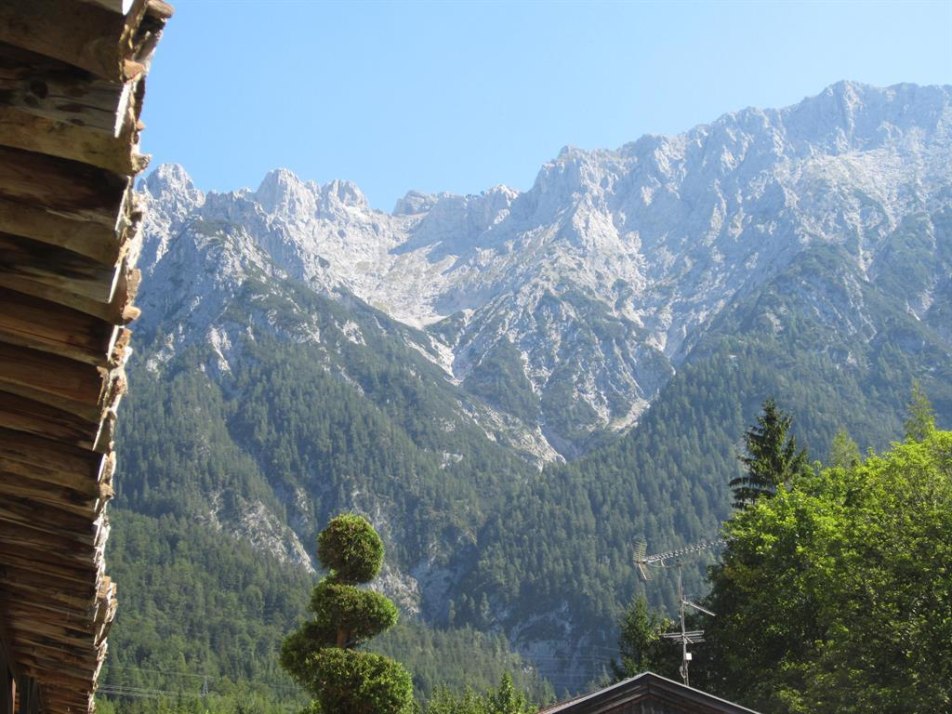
left=633, top=537, right=723, bottom=686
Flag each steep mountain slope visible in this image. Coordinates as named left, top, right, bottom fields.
left=137, top=81, right=952, bottom=457
left=112, top=81, right=952, bottom=694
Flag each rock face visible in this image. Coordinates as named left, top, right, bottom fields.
left=128, top=82, right=952, bottom=689
left=138, top=81, right=952, bottom=458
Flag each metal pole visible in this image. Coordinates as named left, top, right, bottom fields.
left=678, top=566, right=689, bottom=686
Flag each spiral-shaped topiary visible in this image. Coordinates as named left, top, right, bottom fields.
left=281, top=514, right=413, bottom=714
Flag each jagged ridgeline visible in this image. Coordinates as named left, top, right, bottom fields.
left=106, top=81, right=952, bottom=701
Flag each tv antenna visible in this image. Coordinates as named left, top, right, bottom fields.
left=633, top=537, right=724, bottom=687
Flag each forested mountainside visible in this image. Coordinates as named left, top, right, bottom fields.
left=103, top=81, right=952, bottom=702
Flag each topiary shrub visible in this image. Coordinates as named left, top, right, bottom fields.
left=280, top=513, right=413, bottom=714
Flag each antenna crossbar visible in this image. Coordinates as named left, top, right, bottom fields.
left=631, top=536, right=724, bottom=686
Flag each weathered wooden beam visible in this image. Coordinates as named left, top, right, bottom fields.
left=0, top=286, right=122, bottom=367
left=0, top=197, right=136, bottom=266
left=0, top=145, right=128, bottom=224
left=0, top=472, right=100, bottom=518
left=10, top=646, right=99, bottom=687
left=0, top=390, right=113, bottom=454
left=0, top=426, right=110, bottom=496
left=8, top=607, right=105, bottom=647
left=0, top=106, right=148, bottom=175
left=0, top=525, right=98, bottom=567
left=9, top=594, right=101, bottom=629
left=0, top=342, right=126, bottom=423
left=0, top=0, right=166, bottom=83
left=0, top=495, right=104, bottom=547
left=0, top=43, right=122, bottom=133
left=0, top=234, right=123, bottom=303
left=0, top=266, right=143, bottom=326
left=0, top=43, right=150, bottom=172
left=0, top=562, right=99, bottom=608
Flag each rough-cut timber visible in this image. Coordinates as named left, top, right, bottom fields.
left=0, top=1, right=172, bottom=712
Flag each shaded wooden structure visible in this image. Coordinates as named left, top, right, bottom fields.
left=0, top=0, right=172, bottom=711
left=537, top=673, right=761, bottom=714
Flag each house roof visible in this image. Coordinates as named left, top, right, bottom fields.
left=538, top=673, right=761, bottom=714
left=0, top=0, right=172, bottom=710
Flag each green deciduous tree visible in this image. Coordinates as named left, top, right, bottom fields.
left=280, top=514, right=413, bottom=714
left=610, top=595, right=677, bottom=681
left=699, top=428, right=952, bottom=712
left=730, top=398, right=810, bottom=508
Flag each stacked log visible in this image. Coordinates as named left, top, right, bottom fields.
left=0, top=1, right=172, bottom=711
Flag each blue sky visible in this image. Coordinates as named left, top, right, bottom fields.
left=142, top=0, right=952, bottom=211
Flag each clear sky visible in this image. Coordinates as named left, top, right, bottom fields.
left=141, top=0, right=952, bottom=211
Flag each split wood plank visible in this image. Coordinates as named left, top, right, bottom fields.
left=0, top=233, right=123, bottom=304
left=0, top=43, right=122, bottom=134
left=0, top=264, right=143, bottom=326
left=0, top=105, right=147, bottom=175
left=0, top=559, right=103, bottom=604
left=0, top=145, right=128, bottom=223
left=0, top=524, right=99, bottom=567
left=0, top=288, right=125, bottom=371
left=0, top=390, right=114, bottom=455
left=0, top=496, right=105, bottom=547
left=0, top=473, right=101, bottom=519
left=0, top=196, right=136, bottom=266
left=8, top=610, right=105, bottom=650
left=0, top=426, right=112, bottom=497
left=0, top=342, right=124, bottom=423
left=0, top=0, right=162, bottom=83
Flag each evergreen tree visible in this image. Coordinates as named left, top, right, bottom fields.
left=827, top=428, right=861, bottom=469
left=280, top=514, right=413, bottom=714
left=423, top=674, right=533, bottom=714
left=730, top=398, right=810, bottom=508
left=610, top=595, right=677, bottom=681
left=904, top=381, right=936, bottom=441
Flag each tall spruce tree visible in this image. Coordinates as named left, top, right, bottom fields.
left=610, top=595, right=678, bottom=681
left=730, top=398, right=810, bottom=508
left=280, top=513, right=413, bottom=714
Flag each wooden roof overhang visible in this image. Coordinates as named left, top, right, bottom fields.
left=0, top=1, right=172, bottom=711
left=537, top=673, right=762, bottom=714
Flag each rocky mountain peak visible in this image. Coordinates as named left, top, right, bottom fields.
left=254, top=168, right=318, bottom=218
left=320, top=179, right=370, bottom=213
left=393, top=190, right=441, bottom=216
left=137, top=82, right=952, bottom=458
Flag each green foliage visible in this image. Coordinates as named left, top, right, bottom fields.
left=611, top=596, right=678, bottom=681
left=109, top=231, right=952, bottom=696
left=372, top=622, right=553, bottom=704
left=462, top=337, right=540, bottom=424
left=730, top=398, right=811, bottom=508
left=827, top=428, right=861, bottom=469
left=282, top=514, right=412, bottom=713
left=98, top=510, right=310, bottom=711
left=317, top=513, right=385, bottom=583
left=423, top=674, right=534, bottom=714
left=309, top=581, right=398, bottom=645
left=299, top=649, right=413, bottom=714
left=905, top=380, right=937, bottom=441
left=697, top=428, right=952, bottom=712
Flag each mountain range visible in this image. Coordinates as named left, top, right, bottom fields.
left=108, top=81, right=952, bottom=694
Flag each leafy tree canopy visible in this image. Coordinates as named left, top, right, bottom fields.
left=699, top=426, right=952, bottom=713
